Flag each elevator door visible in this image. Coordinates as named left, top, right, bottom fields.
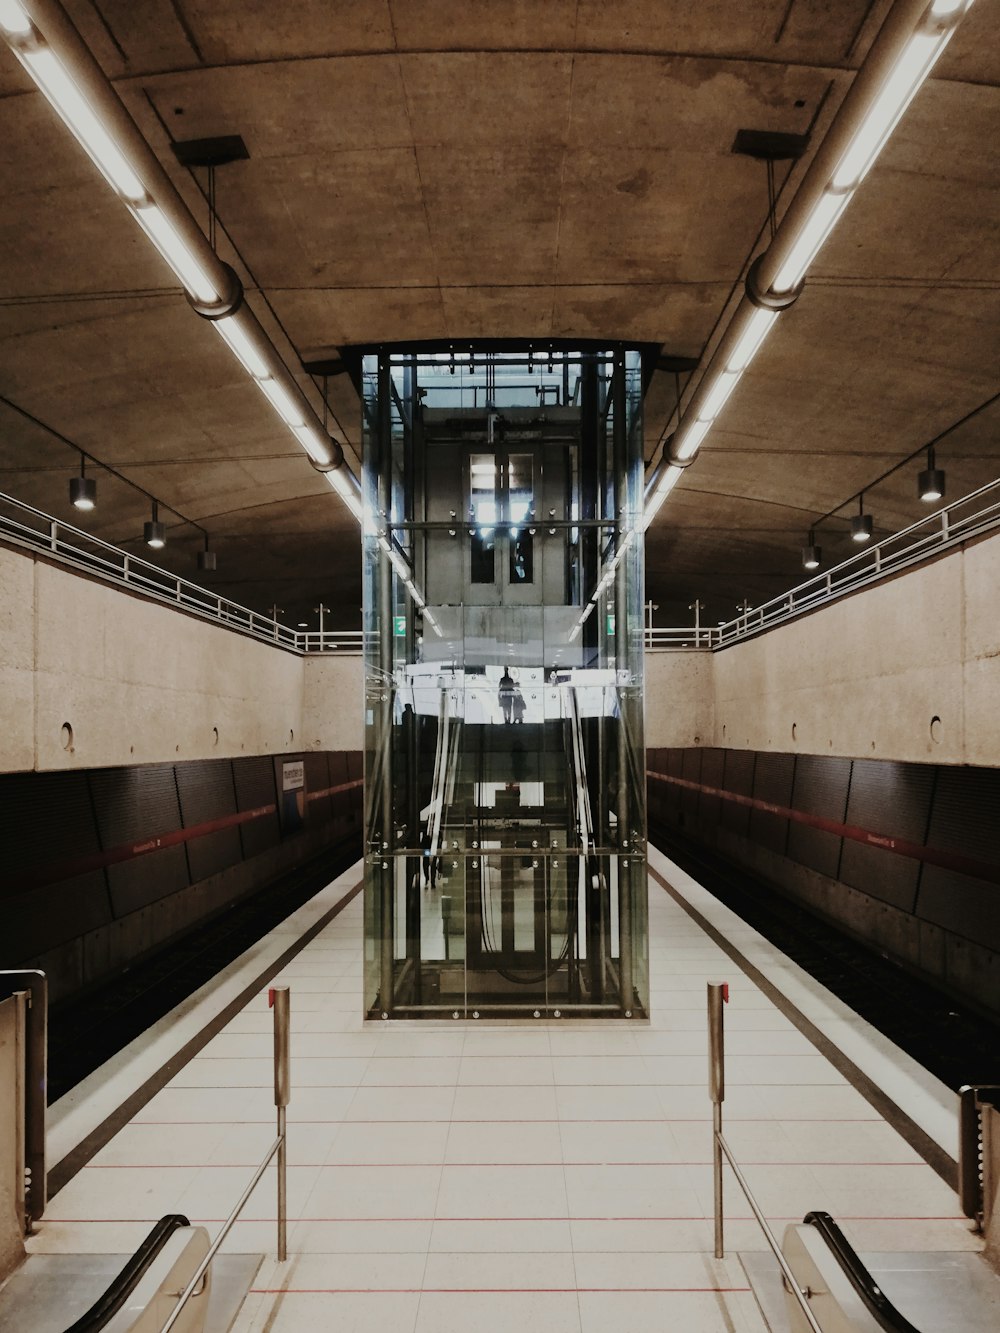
left=467, top=448, right=542, bottom=607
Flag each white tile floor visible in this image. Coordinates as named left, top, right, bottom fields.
left=30, top=868, right=981, bottom=1332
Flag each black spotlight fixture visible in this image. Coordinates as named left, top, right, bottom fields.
left=144, top=500, right=166, bottom=550
left=197, top=534, right=217, bottom=571
left=919, top=446, right=945, bottom=503
left=850, top=494, right=873, bottom=543
left=802, top=530, right=821, bottom=570
left=69, top=456, right=96, bottom=511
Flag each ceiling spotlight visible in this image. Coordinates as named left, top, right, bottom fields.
left=197, top=536, right=216, bottom=571
left=69, top=456, right=96, bottom=511
left=144, top=500, right=166, bottom=549
left=850, top=495, right=873, bottom=543
left=802, top=532, right=821, bottom=570
left=919, top=446, right=945, bottom=503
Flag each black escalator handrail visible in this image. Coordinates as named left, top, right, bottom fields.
left=802, top=1211, right=924, bottom=1333
left=63, top=1213, right=192, bottom=1333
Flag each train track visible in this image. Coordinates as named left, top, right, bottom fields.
left=47, top=836, right=361, bottom=1102
left=652, top=825, right=1000, bottom=1092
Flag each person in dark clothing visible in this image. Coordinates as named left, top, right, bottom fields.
left=498, top=668, right=516, bottom=723
left=511, top=687, right=526, bottom=723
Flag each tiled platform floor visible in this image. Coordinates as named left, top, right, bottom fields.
left=29, top=867, right=979, bottom=1332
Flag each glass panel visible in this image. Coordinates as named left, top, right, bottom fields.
left=507, top=453, right=534, bottom=585
left=363, top=347, right=648, bottom=1020
left=470, top=453, right=496, bottom=584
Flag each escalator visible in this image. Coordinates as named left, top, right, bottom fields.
left=373, top=679, right=645, bottom=1018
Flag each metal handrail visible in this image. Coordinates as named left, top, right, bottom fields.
left=0, top=490, right=360, bottom=655
left=157, top=985, right=291, bottom=1333
left=707, top=981, right=824, bottom=1333
left=0, top=970, right=47, bottom=1228
left=801, top=1210, right=924, bottom=1333
left=62, top=1214, right=192, bottom=1333
left=4, top=474, right=998, bottom=657
left=648, top=475, right=1000, bottom=653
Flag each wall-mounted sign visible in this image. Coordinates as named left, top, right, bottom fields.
left=393, top=614, right=406, bottom=637
left=278, top=758, right=305, bottom=830
left=606, top=613, right=616, bottom=635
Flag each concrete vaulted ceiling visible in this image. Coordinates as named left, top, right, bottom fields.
left=0, top=0, right=998, bottom=629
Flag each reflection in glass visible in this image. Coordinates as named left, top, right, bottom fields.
left=363, top=347, right=648, bottom=1020
left=470, top=453, right=496, bottom=584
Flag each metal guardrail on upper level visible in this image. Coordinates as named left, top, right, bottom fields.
left=0, top=490, right=362, bottom=655
left=648, top=476, right=1000, bottom=652
left=2, top=476, right=999, bottom=657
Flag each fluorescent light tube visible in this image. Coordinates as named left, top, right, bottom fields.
left=256, top=375, right=307, bottom=427
left=0, top=0, right=32, bottom=37
left=696, top=370, right=740, bottom=423
left=326, top=467, right=363, bottom=522
left=771, top=190, right=849, bottom=294
left=726, top=307, right=778, bottom=374
left=831, top=31, right=947, bottom=191
left=215, top=316, right=271, bottom=379
left=134, top=203, right=221, bottom=304
left=642, top=464, right=684, bottom=531
left=291, top=424, right=333, bottom=465
left=21, top=47, right=146, bottom=203
left=674, top=418, right=711, bottom=461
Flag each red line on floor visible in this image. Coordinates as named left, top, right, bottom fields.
left=129, top=1117, right=882, bottom=1125
left=81, top=1161, right=929, bottom=1169
left=43, top=1215, right=967, bottom=1223
left=246, top=1286, right=753, bottom=1294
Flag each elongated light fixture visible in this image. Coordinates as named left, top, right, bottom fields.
left=325, top=464, right=364, bottom=521
left=644, top=0, right=975, bottom=529
left=0, top=0, right=355, bottom=510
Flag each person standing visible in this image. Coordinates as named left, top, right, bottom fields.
left=498, top=667, right=516, bottom=723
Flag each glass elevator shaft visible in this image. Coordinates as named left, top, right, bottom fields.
left=362, top=346, right=648, bottom=1019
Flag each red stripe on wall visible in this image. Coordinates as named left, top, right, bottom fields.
left=306, top=778, right=363, bottom=802
left=9, top=804, right=278, bottom=894
left=647, top=768, right=1000, bottom=885
left=12, top=775, right=366, bottom=895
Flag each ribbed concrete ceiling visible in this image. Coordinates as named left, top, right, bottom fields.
left=0, top=0, right=998, bottom=629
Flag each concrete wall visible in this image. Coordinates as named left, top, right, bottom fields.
left=647, top=533, right=1000, bottom=765
left=0, top=544, right=306, bottom=772
left=645, top=650, right=713, bottom=750
left=302, top=654, right=364, bottom=752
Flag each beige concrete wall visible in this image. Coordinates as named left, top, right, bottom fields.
left=648, top=534, right=1000, bottom=765
left=645, top=650, right=714, bottom=749
left=302, top=654, right=364, bottom=753
left=0, top=547, right=36, bottom=773
left=0, top=544, right=307, bottom=772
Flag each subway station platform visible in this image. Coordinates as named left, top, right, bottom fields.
left=20, top=849, right=992, bottom=1333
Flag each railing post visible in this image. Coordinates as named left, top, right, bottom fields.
left=271, top=986, right=290, bottom=1262
left=708, top=981, right=728, bottom=1259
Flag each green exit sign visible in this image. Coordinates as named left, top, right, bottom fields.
left=606, top=613, right=616, bottom=635
left=393, top=615, right=406, bottom=637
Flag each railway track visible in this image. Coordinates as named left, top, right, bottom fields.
left=653, top=825, right=1000, bottom=1092
left=47, top=837, right=361, bottom=1102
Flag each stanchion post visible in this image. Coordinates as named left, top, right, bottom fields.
left=707, top=981, right=728, bottom=1259
left=270, top=986, right=290, bottom=1262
